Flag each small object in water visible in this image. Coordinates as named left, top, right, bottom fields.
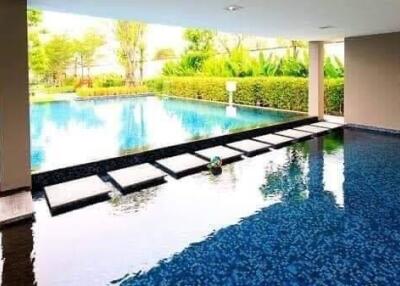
left=208, top=156, right=222, bottom=175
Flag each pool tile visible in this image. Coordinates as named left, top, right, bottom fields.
left=195, top=146, right=243, bottom=163
left=45, top=176, right=112, bottom=214
left=294, top=125, right=329, bottom=134
left=253, top=134, right=294, bottom=146
left=156, top=154, right=209, bottom=178
left=0, top=191, right=34, bottom=226
left=108, top=163, right=167, bottom=193
left=226, top=139, right=270, bottom=156
left=275, top=129, right=313, bottom=139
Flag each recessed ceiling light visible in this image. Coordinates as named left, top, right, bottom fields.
left=319, top=25, right=335, bottom=30
left=225, top=5, right=243, bottom=12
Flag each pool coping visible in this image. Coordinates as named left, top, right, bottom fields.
left=31, top=116, right=318, bottom=190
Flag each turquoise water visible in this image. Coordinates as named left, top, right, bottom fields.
left=30, top=96, right=305, bottom=172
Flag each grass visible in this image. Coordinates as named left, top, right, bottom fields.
left=30, top=93, right=77, bottom=103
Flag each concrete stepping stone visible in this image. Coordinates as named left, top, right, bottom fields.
left=294, top=125, right=329, bottom=134
left=156, top=153, right=209, bottom=178
left=0, top=191, right=34, bottom=227
left=275, top=129, right=313, bottom=140
left=108, top=163, right=167, bottom=193
left=226, top=139, right=270, bottom=156
left=45, top=175, right=112, bottom=215
left=195, top=146, right=243, bottom=163
left=253, top=134, right=294, bottom=146
left=312, top=121, right=344, bottom=129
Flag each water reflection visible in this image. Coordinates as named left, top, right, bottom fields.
left=4, top=130, right=400, bottom=285
left=0, top=223, right=35, bottom=286
left=30, top=96, right=305, bottom=172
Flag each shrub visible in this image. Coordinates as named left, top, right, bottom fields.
left=148, top=76, right=344, bottom=115
left=325, top=78, right=344, bottom=115
left=77, top=85, right=149, bottom=97
left=93, top=73, right=125, bottom=88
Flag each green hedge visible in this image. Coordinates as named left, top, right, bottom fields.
left=77, top=86, right=149, bottom=97
left=147, top=77, right=344, bottom=115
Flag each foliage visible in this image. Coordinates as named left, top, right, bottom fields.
left=27, top=9, right=43, bottom=27
left=76, top=85, right=148, bottom=97
left=154, top=48, right=176, bottom=60
left=44, top=35, right=75, bottom=85
left=162, top=28, right=215, bottom=76
left=115, top=20, right=147, bottom=86
left=149, top=76, right=344, bottom=115
left=74, top=30, right=105, bottom=82
left=93, top=73, right=125, bottom=88
left=324, top=78, right=344, bottom=115
left=324, top=56, right=344, bottom=78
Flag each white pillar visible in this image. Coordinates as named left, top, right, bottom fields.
left=0, top=0, right=31, bottom=191
left=308, top=41, right=325, bottom=119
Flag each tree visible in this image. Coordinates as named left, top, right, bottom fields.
left=27, top=9, right=43, bottom=27
left=74, top=30, right=105, bottom=84
left=28, top=9, right=47, bottom=82
left=154, top=48, right=176, bottom=60
left=115, top=20, right=147, bottom=86
left=44, top=35, right=75, bottom=86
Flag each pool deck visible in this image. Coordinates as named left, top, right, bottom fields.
left=9, top=118, right=345, bottom=218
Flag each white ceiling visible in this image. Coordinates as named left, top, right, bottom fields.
left=28, top=0, right=400, bottom=40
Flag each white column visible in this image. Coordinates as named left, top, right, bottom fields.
left=308, top=41, right=325, bottom=119
left=0, top=0, right=31, bottom=191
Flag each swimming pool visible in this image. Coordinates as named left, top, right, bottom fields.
left=30, top=96, right=306, bottom=172
left=3, top=128, right=400, bottom=285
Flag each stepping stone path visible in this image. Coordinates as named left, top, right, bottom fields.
left=253, top=134, right=294, bottom=146
left=226, top=139, right=270, bottom=156
left=294, top=125, right=329, bottom=134
left=45, top=175, right=112, bottom=214
left=0, top=191, right=34, bottom=226
left=108, top=163, right=167, bottom=193
left=312, top=121, right=344, bottom=129
left=195, top=146, right=243, bottom=163
left=156, top=153, right=209, bottom=178
left=275, top=129, right=313, bottom=140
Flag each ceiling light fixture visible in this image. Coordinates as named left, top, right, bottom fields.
left=319, top=25, right=335, bottom=30
left=225, top=5, right=243, bottom=12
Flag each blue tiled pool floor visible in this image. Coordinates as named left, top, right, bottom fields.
left=121, top=129, right=400, bottom=286
left=1, top=128, right=400, bottom=285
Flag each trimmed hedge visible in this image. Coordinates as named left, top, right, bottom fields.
left=77, top=86, right=149, bottom=97
left=146, top=77, right=344, bottom=115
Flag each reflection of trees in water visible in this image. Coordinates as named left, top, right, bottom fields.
left=1, top=222, right=35, bottom=286
left=109, top=186, right=161, bottom=215
left=260, top=148, right=309, bottom=204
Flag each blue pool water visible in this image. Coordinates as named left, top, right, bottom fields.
left=2, top=128, right=400, bottom=285
left=30, top=96, right=305, bottom=172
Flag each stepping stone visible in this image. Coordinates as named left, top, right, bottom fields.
left=312, top=122, right=344, bottom=129
left=226, top=139, right=270, bottom=156
left=253, top=134, right=294, bottom=146
left=275, top=129, right=313, bottom=140
left=108, top=163, right=167, bottom=193
left=195, top=146, right=243, bottom=163
left=0, top=191, right=34, bottom=227
left=156, top=153, right=208, bottom=178
left=294, top=125, right=329, bottom=134
left=45, top=175, right=112, bottom=214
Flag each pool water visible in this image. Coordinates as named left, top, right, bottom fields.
left=30, top=96, right=305, bottom=172
left=2, top=128, right=400, bottom=285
